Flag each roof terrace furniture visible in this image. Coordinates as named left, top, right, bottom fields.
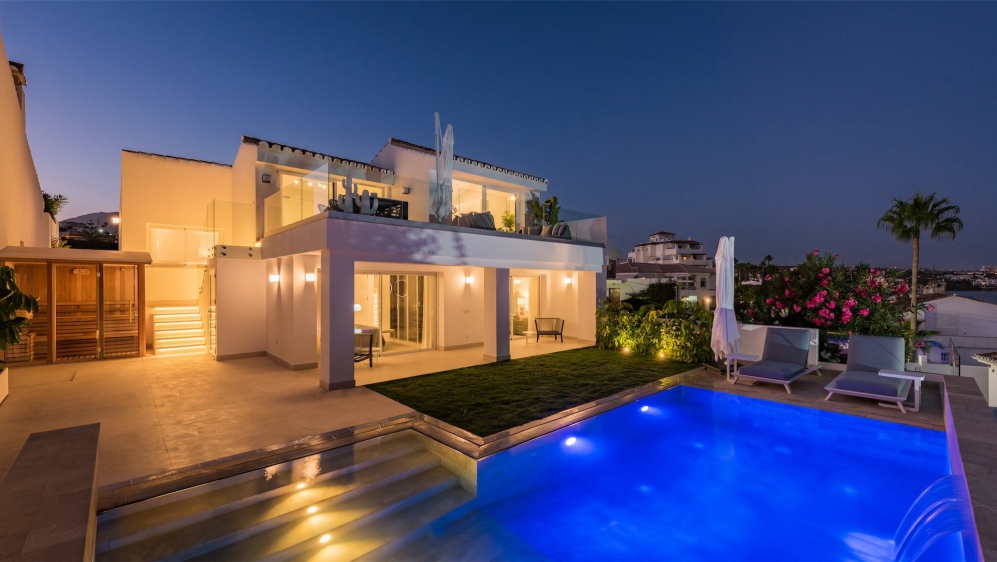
left=327, top=198, right=408, bottom=221
left=454, top=211, right=496, bottom=231
left=534, top=318, right=565, bottom=343
left=730, top=327, right=820, bottom=394
left=823, top=335, right=917, bottom=412
left=354, top=333, right=374, bottom=368
left=541, top=222, right=572, bottom=240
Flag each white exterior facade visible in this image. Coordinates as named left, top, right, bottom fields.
left=121, top=136, right=607, bottom=390
left=627, top=232, right=712, bottom=266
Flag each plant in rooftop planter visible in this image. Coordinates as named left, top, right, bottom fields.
left=500, top=210, right=516, bottom=232
left=525, top=193, right=544, bottom=235
left=1, top=266, right=39, bottom=404
left=543, top=195, right=561, bottom=226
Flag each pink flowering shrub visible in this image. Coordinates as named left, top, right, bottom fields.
left=736, top=250, right=914, bottom=359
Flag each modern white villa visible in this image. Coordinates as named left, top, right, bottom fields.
left=608, top=231, right=716, bottom=304
left=1, top=74, right=607, bottom=392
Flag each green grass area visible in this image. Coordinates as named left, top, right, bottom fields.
left=368, top=347, right=696, bottom=437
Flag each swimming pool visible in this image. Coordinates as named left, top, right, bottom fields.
left=421, top=386, right=978, bottom=561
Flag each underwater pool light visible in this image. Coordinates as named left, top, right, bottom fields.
left=296, top=483, right=306, bottom=490
left=565, top=437, right=577, bottom=446
left=307, top=506, right=318, bottom=514
left=641, top=406, right=649, bottom=412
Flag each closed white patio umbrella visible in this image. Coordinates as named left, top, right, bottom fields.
left=711, top=236, right=740, bottom=373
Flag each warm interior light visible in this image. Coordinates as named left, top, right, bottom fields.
left=269, top=274, right=280, bottom=283
left=296, top=482, right=306, bottom=490
left=305, top=273, right=317, bottom=282
left=465, top=276, right=474, bottom=284
left=254, top=241, right=261, bottom=247
left=514, top=279, right=521, bottom=285
left=353, top=303, right=362, bottom=312
left=307, top=506, right=318, bottom=514
left=319, top=534, right=331, bottom=543
left=509, top=195, right=516, bottom=201
left=111, top=216, right=121, bottom=224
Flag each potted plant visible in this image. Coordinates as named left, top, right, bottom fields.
left=525, top=194, right=545, bottom=235
left=1, top=265, right=38, bottom=404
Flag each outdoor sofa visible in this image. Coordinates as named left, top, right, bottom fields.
left=824, top=335, right=914, bottom=412
left=730, top=326, right=820, bottom=394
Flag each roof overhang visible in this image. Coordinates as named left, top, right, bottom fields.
left=0, top=246, right=152, bottom=265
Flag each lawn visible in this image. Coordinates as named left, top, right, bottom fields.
left=368, top=347, right=696, bottom=437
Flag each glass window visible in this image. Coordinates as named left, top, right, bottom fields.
left=354, top=273, right=436, bottom=354
left=453, top=180, right=483, bottom=216
left=486, top=190, right=517, bottom=231
left=150, top=226, right=218, bottom=265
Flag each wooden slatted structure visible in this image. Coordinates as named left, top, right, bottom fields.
left=0, top=247, right=151, bottom=365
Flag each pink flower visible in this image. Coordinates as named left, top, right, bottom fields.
left=845, top=298, right=857, bottom=307
left=747, top=309, right=755, bottom=315
left=829, top=312, right=835, bottom=319
left=927, top=304, right=935, bottom=311
left=821, top=268, right=830, bottom=275
left=784, top=289, right=792, bottom=297
left=793, top=304, right=801, bottom=312
left=820, top=278, right=829, bottom=286
left=872, top=294, right=882, bottom=303
left=827, top=301, right=836, bottom=309
left=871, top=268, right=879, bottom=275
left=834, top=254, right=839, bottom=260
left=814, top=318, right=825, bottom=326
left=776, top=301, right=784, bottom=309
left=765, top=275, right=772, bottom=281
left=813, top=249, right=820, bottom=255
left=859, top=308, right=870, bottom=317
left=842, top=315, right=851, bottom=324
left=784, top=277, right=789, bottom=282
left=765, top=298, right=773, bottom=305
left=896, top=283, right=909, bottom=295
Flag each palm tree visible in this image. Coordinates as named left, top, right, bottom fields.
left=877, top=192, right=963, bottom=331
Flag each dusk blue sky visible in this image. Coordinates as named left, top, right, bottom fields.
left=2, top=2, right=994, bottom=269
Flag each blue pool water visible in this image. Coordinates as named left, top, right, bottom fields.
left=468, top=386, right=975, bottom=561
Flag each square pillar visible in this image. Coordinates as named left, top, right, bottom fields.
left=319, top=250, right=356, bottom=391
left=483, top=267, right=511, bottom=362
left=577, top=271, right=597, bottom=345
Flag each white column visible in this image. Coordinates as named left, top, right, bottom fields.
left=577, top=271, right=597, bottom=345
left=483, top=267, right=511, bottom=362
left=319, top=250, right=356, bottom=390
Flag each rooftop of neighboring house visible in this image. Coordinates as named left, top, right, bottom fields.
left=903, top=293, right=997, bottom=306
left=970, top=351, right=997, bottom=366
left=614, top=262, right=714, bottom=278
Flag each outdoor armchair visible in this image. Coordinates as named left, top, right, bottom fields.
left=824, top=335, right=913, bottom=412
left=354, top=333, right=374, bottom=368
left=731, top=327, right=820, bottom=394
left=534, top=318, right=565, bottom=342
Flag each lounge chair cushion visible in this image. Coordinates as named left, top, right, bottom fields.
left=762, top=327, right=811, bottom=366
left=847, top=335, right=905, bottom=373
left=831, top=369, right=909, bottom=398
left=738, top=360, right=805, bottom=381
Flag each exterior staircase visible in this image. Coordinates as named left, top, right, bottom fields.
left=152, top=306, right=206, bottom=356
left=95, top=432, right=474, bottom=561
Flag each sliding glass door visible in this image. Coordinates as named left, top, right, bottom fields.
left=510, top=276, right=540, bottom=339
left=354, top=273, right=437, bottom=354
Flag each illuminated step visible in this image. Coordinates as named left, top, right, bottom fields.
left=151, top=306, right=199, bottom=314
left=154, top=329, right=204, bottom=340
left=155, top=337, right=206, bottom=349
left=154, top=313, right=200, bottom=323
left=154, top=345, right=205, bottom=356
left=154, top=321, right=201, bottom=331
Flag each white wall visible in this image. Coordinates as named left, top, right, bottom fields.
left=0, top=33, right=52, bottom=250
left=922, top=296, right=997, bottom=338
left=961, top=364, right=993, bottom=407
left=216, top=256, right=267, bottom=359
left=265, top=254, right=320, bottom=368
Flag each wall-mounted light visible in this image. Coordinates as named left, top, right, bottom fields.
left=508, top=195, right=516, bottom=201
left=564, top=277, right=573, bottom=285
left=353, top=303, right=362, bottom=312
left=254, top=241, right=261, bottom=248
left=262, top=174, right=272, bottom=183
left=513, top=279, right=521, bottom=285
left=305, top=273, right=317, bottom=282
left=111, top=216, right=121, bottom=225
left=269, top=274, right=280, bottom=283
left=402, top=187, right=411, bottom=195
left=464, top=275, right=474, bottom=284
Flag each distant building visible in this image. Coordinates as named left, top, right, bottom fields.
left=626, top=232, right=712, bottom=266
left=919, top=279, right=946, bottom=295
left=981, top=266, right=997, bottom=273
left=607, top=262, right=716, bottom=306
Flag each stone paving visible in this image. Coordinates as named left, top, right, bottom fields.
left=0, top=354, right=412, bottom=488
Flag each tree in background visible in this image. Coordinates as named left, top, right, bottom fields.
left=41, top=192, right=68, bottom=218
left=878, top=192, right=963, bottom=331
left=622, top=280, right=677, bottom=310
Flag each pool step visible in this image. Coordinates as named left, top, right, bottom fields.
left=95, top=432, right=473, bottom=561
